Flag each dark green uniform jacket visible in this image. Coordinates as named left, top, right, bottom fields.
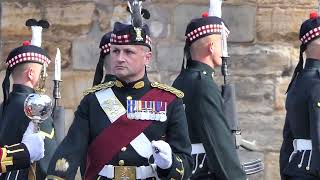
left=46, top=74, right=193, bottom=180
left=0, top=84, right=58, bottom=180
left=173, top=60, right=246, bottom=180
left=280, top=58, right=320, bottom=179
left=80, top=74, right=116, bottom=178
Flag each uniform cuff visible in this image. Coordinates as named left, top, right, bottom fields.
left=157, top=153, right=184, bottom=180
left=1, top=143, right=30, bottom=173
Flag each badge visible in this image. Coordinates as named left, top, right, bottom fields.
left=134, top=27, right=144, bottom=42
left=55, top=158, right=69, bottom=172
left=102, top=96, right=124, bottom=120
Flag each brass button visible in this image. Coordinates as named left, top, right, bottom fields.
left=119, top=160, right=125, bottom=166
left=127, top=96, right=132, bottom=100
left=121, top=147, right=127, bottom=152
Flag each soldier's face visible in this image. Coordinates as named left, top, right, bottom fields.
left=110, top=45, right=152, bottom=82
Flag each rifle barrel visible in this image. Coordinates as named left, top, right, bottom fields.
left=222, top=57, right=229, bottom=85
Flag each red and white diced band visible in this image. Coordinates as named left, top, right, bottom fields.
left=7, top=52, right=50, bottom=68
left=145, top=35, right=152, bottom=47
left=110, top=33, right=152, bottom=47
left=186, top=24, right=223, bottom=42
left=300, top=26, right=320, bottom=44
left=110, top=34, right=130, bottom=44
left=101, top=43, right=111, bottom=54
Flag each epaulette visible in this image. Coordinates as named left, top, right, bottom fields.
left=83, top=81, right=115, bottom=96
left=151, top=82, right=184, bottom=98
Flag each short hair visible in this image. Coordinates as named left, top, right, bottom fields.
left=142, top=46, right=151, bottom=53
left=11, top=63, right=41, bottom=80
left=11, top=63, right=30, bottom=79
left=190, top=34, right=221, bottom=56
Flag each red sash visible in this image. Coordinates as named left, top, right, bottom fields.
left=84, top=88, right=176, bottom=179
left=0, top=147, right=3, bottom=172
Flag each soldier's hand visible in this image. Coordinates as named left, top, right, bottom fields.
left=151, top=140, right=172, bottom=169
left=22, top=122, right=45, bottom=162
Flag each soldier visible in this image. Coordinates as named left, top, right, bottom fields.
left=0, top=19, right=58, bottom=179
left=172, top=7, right=247, bottom=180
left=92, top=31, right=115, bottom=86
left=0, top=122, right=45, bottom=174
left=280, top=12, right=320, bottom=180
left=45, top=21, right=193, bottom=179
left=80, top=32, right=114, bottom=178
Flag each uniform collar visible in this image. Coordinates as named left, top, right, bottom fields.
left=12, top=84, right=35, bottom=94
left=304, top=58, right=320, bottom=70
left=103, top=74, right=116, bottom=82
left=187, top=60, right=215, bottom=76
left=114, top=73, right=150, bottom=90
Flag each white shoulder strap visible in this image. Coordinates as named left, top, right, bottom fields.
left=95, top=88, right=126, bottom=122
left=95, top=88, right=152, bottom=159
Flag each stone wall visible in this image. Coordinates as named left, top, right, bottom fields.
left=0, top=0, right=318, bottom=179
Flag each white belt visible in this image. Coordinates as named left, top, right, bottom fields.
left=98, top=164, right=157, bottom=179
left=295, top=139, right=312, bottom=151
left=191, top=143, right=206, bottom=155
left=289, top=139, right=312, bottom=164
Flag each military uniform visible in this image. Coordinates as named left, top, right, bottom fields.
left=173, top=61, right=246, bottom=180
left=0, top=19, right=58, bottom=179
left=46, top=75, right=192, bottom=180
left=80, top=31, right=115, bottom=178
left=280, top=59, right=320, bottom=179
left=46, top=19, right=192, bottom=179
left=0, top=85, right=58, bottom=180
left=280, top=12, right=320, bottom=180
left=0, top=143, right=30, bottom=174
left=172, top=8, right=246, bottom=180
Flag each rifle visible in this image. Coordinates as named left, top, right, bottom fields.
left=52, top=48, right=65, bottom=144
left=217, top=0, right=264, bottom=175
left=220, top=32, right=258, bottom=151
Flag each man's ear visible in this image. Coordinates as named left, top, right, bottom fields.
left=209, top=41, right=215, bottom=54
left=144, top=51, right=152, bottom=66
left=26, top=67, right=34, bottom=81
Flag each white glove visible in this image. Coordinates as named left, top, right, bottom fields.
left=21, top=122, right=45, bottom=162
left=152, top=140, right=172, bottom=169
